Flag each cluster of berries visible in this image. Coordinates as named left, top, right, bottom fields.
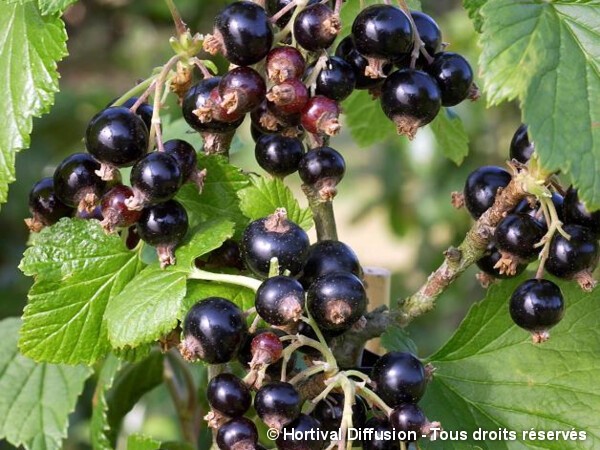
left=462, top=125, right=599, bottom=342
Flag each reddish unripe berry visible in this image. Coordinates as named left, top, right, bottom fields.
left=301, top=96, right=341, bottom=136
left=218, top=67, right=266, bottom=115
left=100, top=185, right=141, bottom=232
left=251, top=331, right=283, bottom=366
left=266, top=78, right=309, bottom=115
left=266, top=47, right=306, bottom=84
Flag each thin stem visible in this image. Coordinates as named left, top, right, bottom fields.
left=270, top=0, right=299, bottom=24
left=188, top=268, right=263, bottom=292
left=355, top=384, right=393, bottom=416
left=274, top=0, right=310, bottom=42
left=343, top=370, right=371, bottom=384
left=268, top=257, right=280, bottom=278
left=334, top=0, right=343, bottom=14
left=129, top=80, right=157, bottom=113
left=289, top=363, right=328, bottom=385
left=148, top=55, right=181, bottom=152
left=190, top=57, right=215, bottom=79
left=301, top=314, right=329, bottom=350
left=112, top=75, right=158, bottom=107
left=535, top=194, right=569, bottom=279
left=164, top=0, right=187, bottom=37
left=396, top=0, right=433, bottom=67
left=305, top=54, right=329, bottom=95
left=338, top=375, right=354, bottom=450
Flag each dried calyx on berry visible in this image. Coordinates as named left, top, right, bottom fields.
left=99, top=185, right=141, bottom=233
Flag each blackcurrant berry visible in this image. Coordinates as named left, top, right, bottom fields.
left=563, top=187, right=600, bottom=236
left=335, top=37, right=391, bottom=90
left=307, top=56, right=356, bottom=102
left=476, top=245, right=527, bottom=279
left=494, top=213, right=546, bottom=261
left=250, top=100, right=288, bottom=134
left=255, top=382, right=301, bottom=429
left=255, top=275, right=305, bottom=326
left=207, top=373, right=251, bottom=418
left=546, top=224, right=599, bottom=278
left=389, top=403, right=427, bottom=441
left=241, top=209, right=310, bottom=278
left=266, top=46, right=306, bottom=84
left=25, top=177, right=73, bottom=232
left=371, top=352, right=426, bottom=407
left=250, top=331, right=283, bottom=366
left=100, top=185, right=141, bottom=233
left=298, top=147, right=345, bottom=197
left=301, top=95, right=341, bottom=136
left=509, top=279, right=565, bottom=342
left=219, top=67, right=266, bottom=115
left=362, top=417, right=399, bottom=450
left=510, top=124, right=535, bottom=164
left=85, top=106, right=149, bottom=175
left=238, top=328, right=297, bottom=377
left=380, top=69, right=441, bottom=139
left=352, top=5, right=413, bottom=59
left=136, top=199, right=188, bottom=267
left=276, top=414, right=323, bottom=450
left=300, top=240, right=362, bottom=288
left=394, top=11, right=442, bottom=67
left=204, top=239, right=245, bottom=271
left=312, top=393, right=367, bottom=432
left=463, top=166, right=512, bottom=219
left=180, top=297, right=247, bottom=364
left=53, top=153, right=108, bottom=211
left=425, top=52, right=473, bottom=107
left=163, top=139, right=197, bottom=183
left=255, top=134, right=304, bottom=178
left=307, top=272, right=367, bottom=332
left=205, top=1, right=273, bottom=66
left=216, top=417, right=258, bottom=450
left=75, top=205, right=103, bottom=221
left=266, top=78, right=309, bottom=115
left=120, top=97, right=153, bottom=131
left=127, top=152, right=183, bottom=209
left=293, top=3, right=340, bottom=52
left=266, top=0, right=322, bottom=28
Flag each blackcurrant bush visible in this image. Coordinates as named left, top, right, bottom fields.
left=256, top=275, right=305, bottom=325
left=207, top=373, right=251, bottom=418
left=380, top=69, right=441, bottom=139
left=371, top=351, right=427, bottom=407
left=494, top=213, right=546, bottom=261
left=266, top=46, right=306, bottom=84
left=335, top=37, right=392, bottom=90
left=463, top=166, right=512, bottom=219
left=100, top=185, right=141, bottom=233
left=563, top=187, right=600, bottom=236
left=53, top=153, right=108, bottom=211
left=298, top=147, right=345, bottom=197
left=510, top=124, right=535, bottom=164
left=205, top=1, right=273, bottom=66
left=136, top=199, right=188, bottom=267
left=300, top=240, right=362, bottom=288
left=394, top=11, right=442, bottom=67
left=266, top=78, right=309, bottom=115
left=180, top=297, right=247, bottom=364
left=25, top=177, right=73, bottom=232
left=546, top=224, right=599, bottom=279
left=216, top=417, right=258, bottom=450
left=276, top=414, right=323, bottom=450
left=120, top=97, right=153, bottom=131
left=255, top=134, right=304, bottom=178
left=389, top=403, right=427, bottom=440
left=255, top=382, right=301, bottom=429
left=301, top=95, right=341, bottom=136
left=307, top=272, right=367, bottom=332
left=312, top=393, right=367, bottom=432
left=426, top=52, right=474, bottom=107
left=163, top=139, right=198, bottom=183
left=352, top=5, right=413, bottom=59
left=219, top=67, right=266, bottom=115
left=293, top=3, right=340, bottom=52
left=509, top=279, right=565, bottom=342
left=307, top=56, right=356, bottom=102
left=241, top=209, right=310, bottom=278
left=362, top=417, right=399, bottom=450
left=127, top=152, right=183, bottom=209
left=476, top=245, right=527, bottom=279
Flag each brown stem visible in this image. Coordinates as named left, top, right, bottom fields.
left=164, top=0, right=188, bottom=37
left=302, top=184, right=338, bottom=241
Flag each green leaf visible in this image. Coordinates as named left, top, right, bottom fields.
left=0, top=2, right=68, bottom=206
left=19, top=219, right=145, bottom=365
left=380, top=325, right=418, bottom=355
left=464, top=0, right=486, bottom=32
left=479, top=0, right=600, bottom=209
left=238, top=175, right=313, bottom=231
left=182, top=280, right=255, bottom=315
left=342, top=90, right=397, bottom=148
left=37, top=0, right=77, bottom=15
left=127, top=434, right=162, bottom=450
left=430, top=108, right=470, bottom=165
left=421, top=275, right=600, bottom=449
left=106, top=219, right=234, bottom=349
left=90, top=354, right=122, bottom=450
left=177, top=155, right=250, bottom=235
left=0, top=318, right=92, bottom=450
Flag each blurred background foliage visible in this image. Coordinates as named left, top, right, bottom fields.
left=0, top=0, right=523, bottom=448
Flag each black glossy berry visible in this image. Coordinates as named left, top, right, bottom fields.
left=510, top=124, right=535, bottom=164
left=219, top=66, right=266, bottom=115
left=276, top=414, right=323, bottom=450
left=494, top=213, right=546, bottom=261
left=425, top=52, right=473, bottom=107
left=352, top=4, right=413, bottom=59
left=312, top=393, right=367, bottom=432
left=476, top=245, right=527, bottom=279
left=256, top=275, right=305, bottom=325
left=207, top=373, right=251, bottom=418
left=362, top=417, right=399, bottom=450
left=309, top=56, right=356, bottom=101
left=85, top=106, right=148, bottom=167
left=53, top=153, right=108, bottom=210
left=509, top=279, right=565, bottom=337
left=371, top=352, right=426, bottom=407
left=100, top=185, right=141, bottom=232
left=300, top=240, right=362, bottom=288
left=182, top=78, right=244, bottom=134
left=255, top=134, right=304, bottom=178
left=307, top=272, right=367, bottom=332
left=335, top=37, right=391, bottom=90
left=298, top=147, right=345, bottom=188
left=294, top=3, right=340, bottom=52
left=463, top=166, right=512, bottom=219
left=546, top=224, right=599, bottom=278
left=163, top=139, right=197, bottom=182
left=136, top=199, right=188, bottom=247
left=210, top=1, right=273, bottom=66
left=380, top=69, right=441, bottom=139
left=563, top=187, right=600, bottom=236
left=26, top=177, right=73, bottom=231
left=255, top=382, right=301, bottom=429
left=266, top=46, right=306, bottom=84
left=395, top=11, right=441, bottom=67
left=129, top=152, right=182, bottom=207
left=389, top=403, right=426, bottom=440
left=181, top=297, right=247, bottom=364
left=241, top=209, right=310, bottom=278
left=120, top=97, right=153, bottom=131
left=216, top=417, right=258, bottom=450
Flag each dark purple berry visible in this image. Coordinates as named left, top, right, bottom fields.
left=53, top=153, right=108, bottom=211
left=425, top=52, right=474, bottom=106
left=308, top=56, right=356, bottom=101
left=510, top=124, right=534, bottom=164
left=250, top=100, right=288, bottom=134
left=389, top=403, right=427, bottom=440
left=294, top=3, right=340, bottom=52
left=276, top=414, right=323, bottom=450
left=26, top=177, right=73, bottom=232
left=300, top=240, right=362, bottom=288
left=127, top=152, right=182, bottom=209
left=352, top=5, right=413, bottom=59
left=298, top=146, right=345, bottom=194
left=255, top=382, right=301, bottom=429
left=394, top=11, right=441, bottom=67
left=563, top=187, right=600, bottom=236
left=255, top=134, right=304, bottom=178
left=266, top=46, right=306, bottom=84
left=494, top=213, right=546, bottom=261
left=120, top=97, right=153, bottom=131
left=256, top=275, right=305, bottom=325
left=362, top=417, right=399, bottom=450
left=335, top=37, right=391, bottom=90
left=219, top=67, right=266, bottom=115
left=312, top=393, right=367, bottom=432
left=207, top=373, right=251, bottom=418
left=546, top=224, right=599, bottom=278
left=205, top=239, right=245, bottom=271
left=476, top=245, right=527, bottom=279
left=463, top=166, right=512, bottom=219
left=371, top=352, right=426, bottom=407
left=163, top=139, right=197, bottom=182
left=216, top=417, right=258, bottom=450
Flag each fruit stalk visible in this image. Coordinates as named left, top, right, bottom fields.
left=303, top=184, right=338, bottom=241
